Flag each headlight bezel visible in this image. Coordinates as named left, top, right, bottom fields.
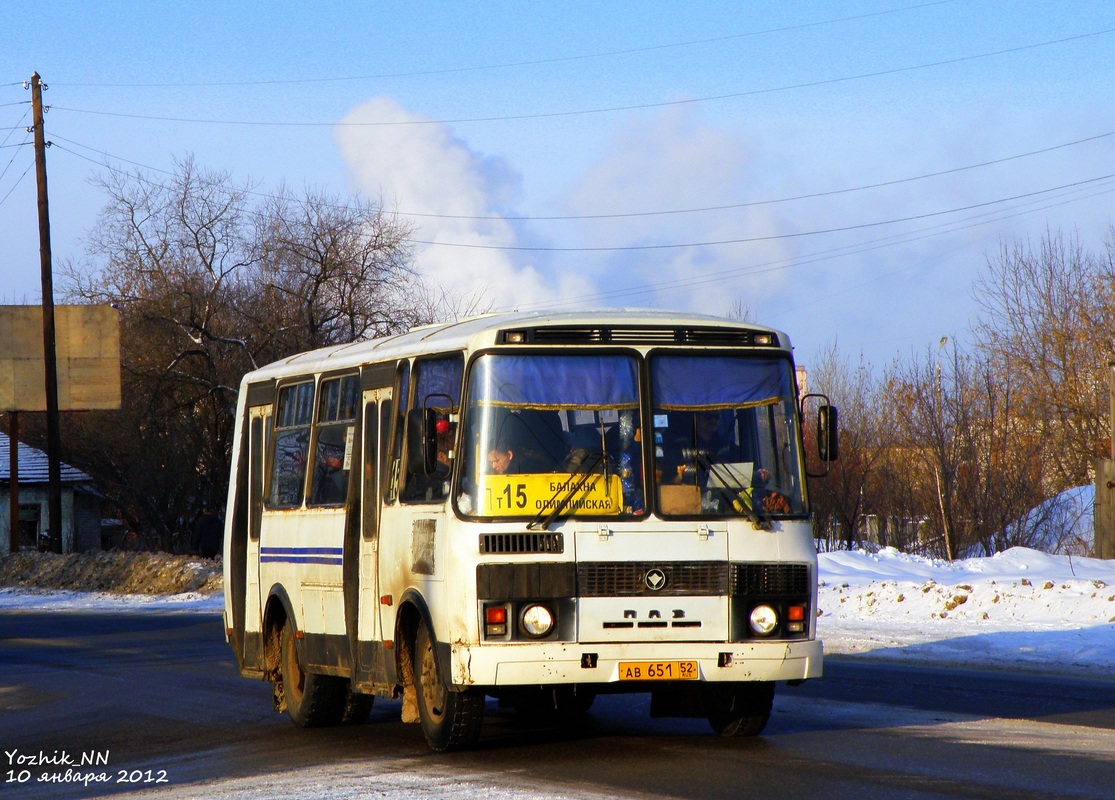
left=518, top=603, right=556, bottom=638
left=748, top=603, right=779, bottom=637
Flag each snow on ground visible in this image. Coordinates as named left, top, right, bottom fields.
left=0, top=586, right=223, bottom=613
left=817, top=546, right=1115, bottom=676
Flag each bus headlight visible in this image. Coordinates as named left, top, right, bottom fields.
left=519, top=604, right=555, bottom=638
left=749, top=604, right=778, bottom=636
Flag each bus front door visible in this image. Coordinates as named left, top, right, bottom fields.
left=349, top=387, right=392, bottom=690
left=242, top=406, right=267, bottom=671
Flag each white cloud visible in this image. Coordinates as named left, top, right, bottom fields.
left=559, top=106, right=796, bottom=315
left=333, top=99, right=807, bottom=319
left=332, top=97, right=595, bottom=314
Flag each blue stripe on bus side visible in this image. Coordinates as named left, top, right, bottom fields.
left=259, top=546, right=344, bottom=565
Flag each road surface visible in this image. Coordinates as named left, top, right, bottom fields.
left=2, top=610, right=1113, bottom=799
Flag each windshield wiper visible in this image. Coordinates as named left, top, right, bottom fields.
left=527, top=450, right=606, bottom=531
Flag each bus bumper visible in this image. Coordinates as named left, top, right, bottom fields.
left=450, top=638, right=823, bottom=688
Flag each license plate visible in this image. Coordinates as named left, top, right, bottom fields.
left=618, top=660, right=699, bottom=681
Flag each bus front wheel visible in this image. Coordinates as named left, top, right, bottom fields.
left=414, top=620, right=484, bottom=751
left=703, top=681, right=774, bottom=737
left=280, top=622, right=345, bottom=727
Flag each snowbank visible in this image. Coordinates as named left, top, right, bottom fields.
left=818, top=546, right=1115, bottom=676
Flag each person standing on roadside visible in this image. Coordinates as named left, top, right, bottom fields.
left=191, top=505, right=223, bottom=559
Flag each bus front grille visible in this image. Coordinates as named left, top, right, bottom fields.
left=731, top=563, right=812, bottom=596
left=577, top=562, right=729, bottom=597
left=576, top=562, right=812, bottom=597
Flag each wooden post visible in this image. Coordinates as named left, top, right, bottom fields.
left=1094, top=363, right=1115, bottom=560
left=7, top=411, right=17, bottom=553
left=30, top=72, right=63, bottom=554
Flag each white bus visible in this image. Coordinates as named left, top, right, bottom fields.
left=222, top=309, right=836, bottom=751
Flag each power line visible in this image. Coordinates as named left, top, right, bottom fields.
left=0, top=116, right=32, bottom=182
left=0, top=158, right=33, bottom=209
left=409, top=174, right=1115, bottom=252
left=403, top=131, right=1115, bottom=221
left=44, top=133, right=1115, bottom=313
left=47, top=127, right=1115, bottom=224
left=52, top=1, right=955, bottom=88
left=47, top=27, right=1115, bottom=128
left=501, top=177, right=1115, bottom=313
left=50, top=137, right=176, bottom=176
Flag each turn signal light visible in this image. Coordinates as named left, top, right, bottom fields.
left=485, top=606, right=508, bottom=624
left=787, top=605, right=805, bottom=622
left=484, top=604, right=509, bottom=638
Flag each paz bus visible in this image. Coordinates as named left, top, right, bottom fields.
left=222, top=309, right=837, bottom=751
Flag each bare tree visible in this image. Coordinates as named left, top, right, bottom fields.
left=950, top=349, right=1046, bottom=555
left=885, top=340, right=1048, bottom=559
left=806, top=340, right=886, bottom=551
left=58, top=157, right=426, bottom=549
left=247, top=188, right=418, bottom=357
left=973, top=230, right=1115, bottom=488
left=885, top=342, right=966, bottom=559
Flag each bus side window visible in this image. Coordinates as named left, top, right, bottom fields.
left=400, top=355, right=463, bottom=504
left=249, top=415, right=264, bottom=539
left=362, top=400, right=379, bottom=540
left=308, top=374, right=359, bottom=507
left=380, top=401, right=393, bottom=507
left=385, top=361, right=410, bottom=504
left=268, top=382, right=315, bottom=508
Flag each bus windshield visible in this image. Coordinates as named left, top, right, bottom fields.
left=457, top=353, right=643, bottom=519
left=650, top=353, right=805, bottom=518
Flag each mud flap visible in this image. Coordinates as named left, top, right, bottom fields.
left=401, top=683, right=420, bottom=723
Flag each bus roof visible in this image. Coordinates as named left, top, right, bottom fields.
left=243, top=308, right=791, bottom=384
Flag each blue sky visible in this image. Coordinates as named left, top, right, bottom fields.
left=3, top=1, right=1114, bottom=371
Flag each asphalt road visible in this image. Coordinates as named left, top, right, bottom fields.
left=2, top=610, right=1114, bottom=799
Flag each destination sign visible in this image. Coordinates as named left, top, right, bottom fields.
left=478, top=472, right=623, bottom=517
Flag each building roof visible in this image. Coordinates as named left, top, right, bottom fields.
left=0, top=431, right=92, bottom=484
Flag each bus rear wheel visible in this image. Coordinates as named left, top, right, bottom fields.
left=280, top=622, right=345, bottom=727
left=703, top=681, right=774, bottom=737
left=414, top=620, right=484, bottom=751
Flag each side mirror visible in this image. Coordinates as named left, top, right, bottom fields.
left=801, top=393, right=838, bottom=476
left=817, top=404, right=838, bottom=462
left=406, top=407, right=438, bottom=476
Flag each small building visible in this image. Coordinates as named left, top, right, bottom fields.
left=0, top=431, right=102, bottom=553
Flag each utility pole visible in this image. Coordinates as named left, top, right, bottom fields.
left=29, top=72, right=62, bottom=554
left=7, top=412, right=17, bottom=553
left=1095, top=364, right=1115, bottom=560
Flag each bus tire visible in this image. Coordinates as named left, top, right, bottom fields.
left=704, top=681, right=774, bottom=737
left=414, top=620, right=484, bottom=751
left=280, top=622, right=345, bottom=727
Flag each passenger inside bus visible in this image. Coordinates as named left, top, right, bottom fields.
left=657, top=409, right=783, bottom=515
left=486, top=438, right=521, bottom=474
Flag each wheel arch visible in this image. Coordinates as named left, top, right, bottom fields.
left=394, top=588, right=435, bottom=690
left=262, top=584, right=297, bottom=677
